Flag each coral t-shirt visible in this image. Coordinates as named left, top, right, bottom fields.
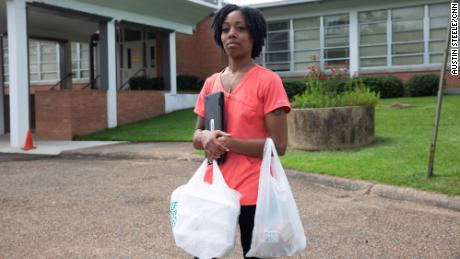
left=194, top=64, right=291, bottom=205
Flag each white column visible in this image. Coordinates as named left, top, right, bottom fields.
left=349, top=10, right=359, bottom=76
left=169, top=32, right=177, bottom=95
left=7, top=0, right=29, bottom=148
left=106, top=20, right=117, bottom=128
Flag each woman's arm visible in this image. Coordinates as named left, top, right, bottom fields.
left=193, top=116, right=231, bottom=160
left=216, top=107, right=288, bottom=157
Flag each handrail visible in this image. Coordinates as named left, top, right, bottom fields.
left=50, top=72, right=74, bottom=90
left=119, top=68, right=146, bottom=90
left=82, top=74, right=101, bottom=90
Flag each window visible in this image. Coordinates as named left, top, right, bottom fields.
left=2, top=38, right=56, bottom=82
left=71, top=42, right=90, bottom=80
left=391, top=6, right=424, bottom=65
left=265, top=21, right=290, bottom=71
left=358, top=3, right=448, bottom=68
left=359, top=10, right=387, bottom=67
left=429, top=3, right=449, bottom=64
left=263, top=14, right=349, bottom=72
left=324, top=14, right=349, bottom=67
left=293, top=17, right=320, bottom=71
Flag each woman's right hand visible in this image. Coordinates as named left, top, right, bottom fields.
left=201, top=130, right=231, bottom=161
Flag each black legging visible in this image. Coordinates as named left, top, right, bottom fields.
left=195, top=205, right=262, bottom=259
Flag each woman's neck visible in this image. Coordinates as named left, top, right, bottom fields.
left=227, top=57, right=254, bottom=73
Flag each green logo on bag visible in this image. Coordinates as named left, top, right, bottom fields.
left=170, top=201, right=178, bottom=228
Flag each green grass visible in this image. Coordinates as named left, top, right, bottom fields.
left=281, top=95, right=460, bottom=195
left=74, top=109, right=196, bottom=141
left=77, top=96, right=460, bottom=195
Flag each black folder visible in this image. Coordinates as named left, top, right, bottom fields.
left=205, top=91, right=226, bottom=164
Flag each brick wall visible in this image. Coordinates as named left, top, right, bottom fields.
left=35, top=90, right=107, bottom=140
left=117, top=90, right=165, bottom=125
left=34, top=89, right=166, bottom=140
left=176, top=15, right=228, bottom=80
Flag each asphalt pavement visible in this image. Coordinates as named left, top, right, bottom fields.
left=0, top=156, right=459, bottom=258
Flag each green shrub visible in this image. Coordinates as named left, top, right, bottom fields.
left=129, top=76, right=164, bottom=90
left=406, top=74, right=440, bottom=97
left=292, top=79, right=379, bottom=108
left=177, top=75, right=202, bottom=92
left=283, top=80, right=306, bottom=100
left=358, top=76, right=404, bottom=98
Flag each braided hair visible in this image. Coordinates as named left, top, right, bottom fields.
left=212, top=4, right=267, bottom=59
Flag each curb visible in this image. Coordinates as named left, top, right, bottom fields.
left=287, top=169, right=460, bottom=212
left=60, top=149, right=460, bottom=213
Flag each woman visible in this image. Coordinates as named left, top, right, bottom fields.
left=193, top=4, right=291, bottom=258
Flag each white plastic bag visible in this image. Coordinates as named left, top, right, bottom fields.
left=246, top=138, right=307, bottom=257
left=170, top=159, right=241, bottom=259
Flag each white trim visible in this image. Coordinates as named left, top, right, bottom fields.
left=349, top=10, right=359, bottom=76
left=169, top=32, right=177, bottom=95
left=250, top=0, right=320, bottom=9
left=106, top=20, right=117, bottom=128
left=319, top=16, right=324, bottom=68
left=387, top=9, right=392, bottom=66
left=26, top=0, right=197, bottom=34
left=7, top=0, right=29, bottom=148
left=423, top=5, right=430, bottom=65
left=289, top=19, right=295, bottom=71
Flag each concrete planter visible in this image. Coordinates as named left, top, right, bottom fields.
left=287, top=106, right=375, bottom=151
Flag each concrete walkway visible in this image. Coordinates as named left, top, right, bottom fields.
left=1, top=135, right=459, bottom=213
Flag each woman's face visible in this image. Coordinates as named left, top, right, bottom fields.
left=221, top=10, right=253, bottom=59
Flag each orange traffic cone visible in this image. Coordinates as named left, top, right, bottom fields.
left=22, top=129, right=35, bottom=150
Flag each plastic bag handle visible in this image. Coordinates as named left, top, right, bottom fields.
left=261, top=138, right=288, bottom=183
left=187, top=159, right=229, bottom=188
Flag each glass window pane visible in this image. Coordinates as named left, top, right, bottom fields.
left=430, top=28, right=447, bottom=40
left=392, top=6, right=424, bottom=20
left=266, top=63, right=290, bottom=71
left=81, top=60, right=89, bottom=69
left=325, top=36, right=348, bottom=47
left=430, top=54, right=443, bottom=64
left=360, top=34, right=386, bottom=45
left=295, top=39, right=320, bottom=50
left=393, top=31, right=423, bottom=42
left=72, top=61, right=79, bottom=70
left=267, top=41, right=289, bottom=51
left=359, top=10, right=387, bottom=23
left=430, top=17, right=448, bottom=29
left=268, top=32, right=289, bottom=42
left=429, top=41, right=444, bottom=52
left=294, top=50, right=320, bottom=62
left=324, top=48, right=349, bottom=59
left=360, top=23, right=386, bottom=34
left=295, top=29, right=319, bottom=41
left=392, top=20, right=423, bottom=33
left=268, top=21, right=289, bottom=31
left=360, top=45, right=387, bottom=56
left=393, top=43, right=424, bottom=55
left=266, top=52, right=289, bottom=62
left=393, top=55, right=423, bottom=65
left=360, top=57, right=387, bottom=67
left=29, top=73, right=39, bottom=81
left=29, top=64, right=39, bottom=73
left=41, top=63, right=57, bottom=72
left=324, top=14, right=349, bottom=26
left=80, top=70, right=89, bottom=79
left=430, top=3, right=449, bottom=18
left=294, top=17, right=320, bottom=29
left=41, top=72, right=58, bottom=80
